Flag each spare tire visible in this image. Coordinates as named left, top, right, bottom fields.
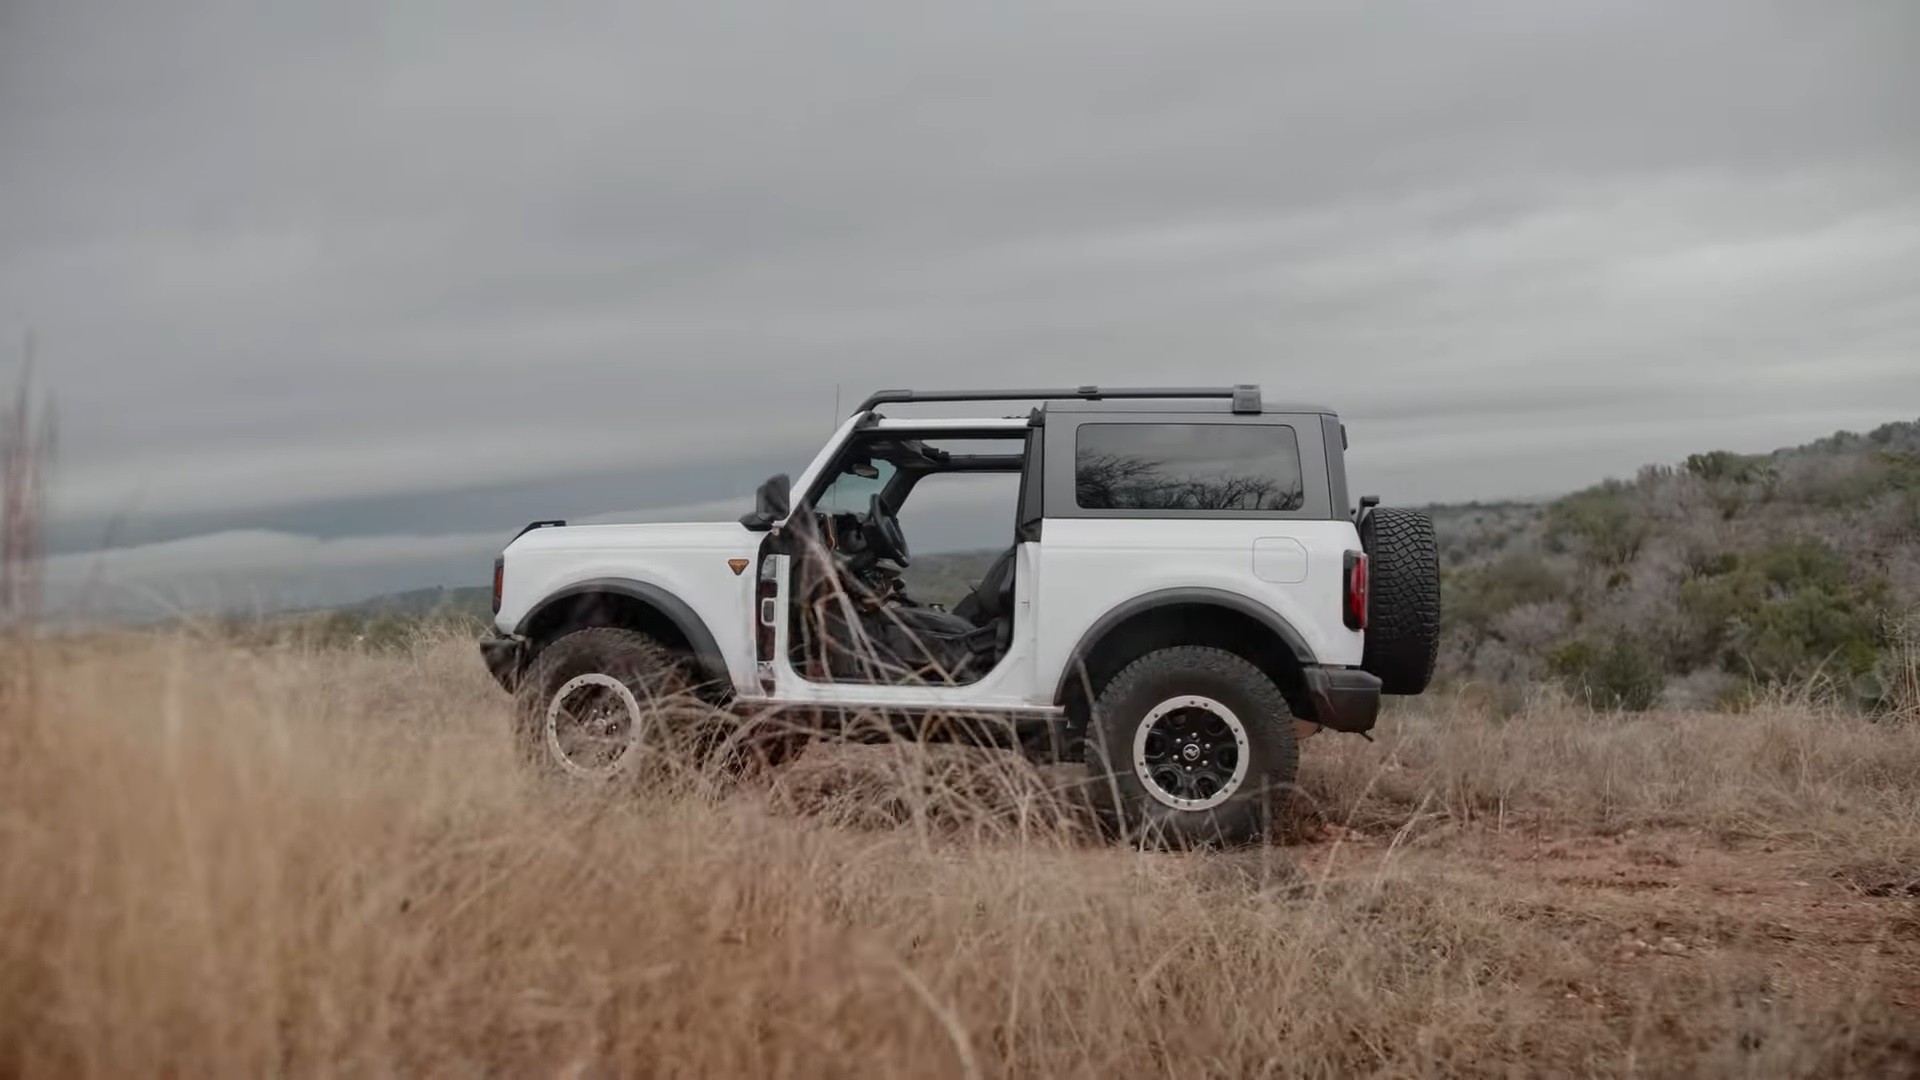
left=1359, top=507, right=1441, bottom=694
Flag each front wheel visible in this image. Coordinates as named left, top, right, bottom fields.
left=513, top=628, right=704, bottom=780
left=1085, top=647, right=1298, bottom=847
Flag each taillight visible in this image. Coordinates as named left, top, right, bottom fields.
left=1344, top=550, right=1368, bottom=631
left=492, top=555, right=505, bottom=614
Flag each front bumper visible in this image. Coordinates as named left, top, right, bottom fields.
left=1302, top=666, right=1382, bottom=734
left=479, top=634, right=529, bottom=691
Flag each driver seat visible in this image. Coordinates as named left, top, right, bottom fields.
left=951, top=544, right=1017, bottom=633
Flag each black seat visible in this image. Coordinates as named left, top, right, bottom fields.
left=951, top=544, right=1017, bottom=626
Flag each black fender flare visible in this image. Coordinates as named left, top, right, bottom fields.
left=1052, top=587, right=1317, bottom=705
left=516, top=578, right=730, bottom=687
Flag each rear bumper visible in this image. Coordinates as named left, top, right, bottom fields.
left=1303, top=666, right=1382, bottom=734
left=479, top=634, right=529, bottom=692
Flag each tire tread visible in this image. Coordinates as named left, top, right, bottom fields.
left=1360, top=507, right=1441, bottom=695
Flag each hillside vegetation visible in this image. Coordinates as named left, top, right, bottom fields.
left=1433, top=419, right=1920, bottom=713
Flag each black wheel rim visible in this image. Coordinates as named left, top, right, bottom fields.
left=1131, top=694, right=1250, bottom=811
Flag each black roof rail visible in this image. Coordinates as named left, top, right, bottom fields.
left=854, top=384, right=1262, bottom=416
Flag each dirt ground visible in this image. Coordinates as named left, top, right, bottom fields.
left=1278, top=820, right=1920, bottom=1029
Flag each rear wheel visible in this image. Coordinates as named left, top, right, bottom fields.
left=514, top=628, right=704, bottom=780
left=1086, top=646, right=1298, bottom=847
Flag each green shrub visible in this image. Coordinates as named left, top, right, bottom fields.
left=1683, top=451, right=1778, bottom=518
left=1678, top=539, right=1887, bottom=686
left=1779, top=451, right=1920, bottom=509
left=1685, top=450, right=1771, bottom=485
left=1442, top=554, right=1567, bottom=633
left=1549, top=634, right=1665, bottom=711
left=1727, top=589, right=1884, bottom=685
left=1545, top=481, right=1647, bottom=567
left=1682, top=546, right=1740, bottom=579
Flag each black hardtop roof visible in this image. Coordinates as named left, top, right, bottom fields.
left=1044, top=398, right=1337, bottom=416
left=853, top=385, right=1337, bottom=418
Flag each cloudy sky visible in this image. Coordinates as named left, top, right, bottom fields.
left=2, top=0, right=1917, bottom=615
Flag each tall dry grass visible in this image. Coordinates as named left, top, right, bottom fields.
left=3, top=630, right=1917, bottom=1077
left=0, top=337, right=53, bottom=624
left=1301, top=688, right=1920, bottom=859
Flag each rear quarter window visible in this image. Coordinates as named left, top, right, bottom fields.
left=1075, top=423, right=1305, bottom=511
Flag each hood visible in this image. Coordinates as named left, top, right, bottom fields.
left=505, top=520, right=758, bottom=555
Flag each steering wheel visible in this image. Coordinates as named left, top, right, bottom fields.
left=865, top=493, right=910, bottom=567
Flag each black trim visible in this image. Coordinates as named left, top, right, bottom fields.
left=479, top=634, right=528, bottom=691
left=514, top=578, right=730, bottom=687
left=1321, top=414, right=1350, bottom=519
left=1016, top=425, right=1044, bottom=542
left=799, top=426, right=1025, bottom=513
left=855, top=385, right=1261, bottom=415
left=511, top=519, right=568, bottom=542
left=1303, top=666, right=1382, bottom=733
left=1052, top=587, right=1316, bottom=704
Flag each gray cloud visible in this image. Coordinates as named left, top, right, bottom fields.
left=3, top=0, right=1918, bottom=610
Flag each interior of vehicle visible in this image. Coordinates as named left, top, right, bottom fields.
left=787, top=430, right=1027, bottom=686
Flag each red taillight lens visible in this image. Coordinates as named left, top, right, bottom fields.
left=492, top=556, right=505, bottom=614
left=1344, top=550, right=1368, bottom=631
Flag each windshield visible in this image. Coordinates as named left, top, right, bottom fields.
left=815, top=458, right=898, bottom=515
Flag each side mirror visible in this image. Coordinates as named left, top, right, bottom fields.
left=740, top=473, right=792, bottom=530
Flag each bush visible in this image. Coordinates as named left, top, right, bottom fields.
left=1685, top=450, right=1772, bottom=485
left=1774, top=450, right=1920, bottom=509
left=1442, top=554, right=1567, bottom=634
left=1679, top=539, right=1887, bottom=687
left=1549, top=634, right=1665, bottom=712
left=1545, top=481, right=1647, bottom=567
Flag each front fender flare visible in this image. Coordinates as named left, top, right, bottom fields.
left=516, top=577, right=730, bottom=687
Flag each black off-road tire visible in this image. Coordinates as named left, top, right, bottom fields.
left=1359, top=507, right=1441, bottom=695
left=514, top=628, right=705, bottom=780
left=1085, top=647, right=1298, bottom=848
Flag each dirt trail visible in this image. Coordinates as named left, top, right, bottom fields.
left=1285, top=823, right=1920, bottom=1013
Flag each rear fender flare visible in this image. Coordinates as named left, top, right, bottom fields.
left=1052, top=587, right=1316, bottom=705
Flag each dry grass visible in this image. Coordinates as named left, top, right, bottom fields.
left=2, top=631, right=1918, bottom=1078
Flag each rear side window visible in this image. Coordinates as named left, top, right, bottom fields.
left=1075, top=423, right=1304, bottom=511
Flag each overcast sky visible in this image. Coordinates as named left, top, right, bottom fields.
left=3, top=0, right=1917, bottom=615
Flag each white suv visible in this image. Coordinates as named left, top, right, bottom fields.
left=481, top=386, right=1440, bottom=844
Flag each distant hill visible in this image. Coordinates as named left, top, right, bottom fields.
left=898, top=550, right=1001, bottom=608
left=335, top=552, right=1003, bottom=623
left=342, top=585, right=493, bottom=620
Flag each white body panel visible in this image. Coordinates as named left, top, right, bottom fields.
left=1034, top=518, right=1364, bottom=680
left=497, top=516, right=1360, bottom=708
left=495, top=522, right=763, bottom=687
